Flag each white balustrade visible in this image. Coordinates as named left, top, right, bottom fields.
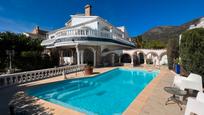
left=0, top=64, right=86, bottom=88
left=49, top=28, right=134, bottom=46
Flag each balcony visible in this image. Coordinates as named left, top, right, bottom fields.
left=41, top=28, right=135, bottom=47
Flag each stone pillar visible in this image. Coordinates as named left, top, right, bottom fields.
left=75, top=45, right=80, bottom=65
left=131, top=55, right=134, bottom=65
left=80, top=50, right=84, bottom=64
left=156, top=56, right=160, bottom=66
left=59, top=50, right=64, bottom=65
left=144, top=55, right=147, bottom=65
left=137, top=52, right=140, bottom=64
left=119, top=55, right=121, bottom=64
left=111, top=54, right=115, bottom=66
left=71, top=50, right=74, bottom=64
left=93, top=50, right=96, bottom=67
left=96, top=46, right=102, bottom=67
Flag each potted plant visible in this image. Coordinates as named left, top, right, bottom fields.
left=84, top=65, right=93, bottom=75
left=174, top=58, right=180, bottom=74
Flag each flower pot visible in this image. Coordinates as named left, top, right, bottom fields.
left=175, top=64, right=180, bottom=74
left=84, top=67, right=93, bottom=75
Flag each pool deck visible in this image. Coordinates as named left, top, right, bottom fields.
left=0, top=65, right=185, bottom=115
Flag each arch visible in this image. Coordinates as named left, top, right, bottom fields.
left=160, top=54, right=168, bottom=65
left=83, top=48, right=94, bottom=66
left=145, top=52, right=159, bottom=65
left=121, top=53, right=131, bottom=63
left=159, top=52, right=167, bottom=60
left=102, top=48, right=110, bottom=53
left=159, top=51, right=168, bottom=65
left=102, top=53, right=120, bottom=66
left=146, top=52, right=159, bottom=57
left=138, top=52, right=145, bottom=64
left=134, top=50, right=145, bottom=55
left=132, top=51, right=145, bottom=66
left=133, top=53, right=139, bottom=66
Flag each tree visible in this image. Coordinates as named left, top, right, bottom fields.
left=0, top=32, right=54, bottom=73
left=180, top=28, right=204, bottom=78
left=167, top=38, right=179, bottom=69
left=132, top=36, right=166, bottom=49
left=133, top=35, right=143, bottom=48
left=143, top=40, right=166, bottom=49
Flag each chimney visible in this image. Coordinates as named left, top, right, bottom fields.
left=36, top=26, right=39, bottom=30
left=85, top=4, right=91, bottom=16
left=32, top=26, right=40, bottom=34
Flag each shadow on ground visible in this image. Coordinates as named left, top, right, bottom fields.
left=0, top=84, right=56, bottom=115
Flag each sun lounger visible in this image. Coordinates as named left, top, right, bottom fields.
left=185, top=92, right=204, bottom=115
left=173, top=73, right=203, bottom=92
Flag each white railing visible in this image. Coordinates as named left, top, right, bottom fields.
left=48, top=28, right=134, bottom=46
left=54, top=28, right=114, bottom=39
left=0, top=64, right=86, bottom=88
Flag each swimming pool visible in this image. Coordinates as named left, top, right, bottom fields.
left=27, top=68, right=159, bottom=114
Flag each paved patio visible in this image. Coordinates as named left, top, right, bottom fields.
left=0, top=65, right=186, bottom=115
left=138, top=66, right=185, bottom=115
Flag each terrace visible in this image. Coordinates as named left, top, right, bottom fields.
left=41, top=28, right=135, bottom=47
left=0, top=65, right=186, bottom=115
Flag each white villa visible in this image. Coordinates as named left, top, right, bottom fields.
left=41, top=4, right=135, bottom=67
left=179, top=17, right=204, bottom=45
left=41, top=4, right=168, bottom=67
left=189, top=17, right=204, bottom=29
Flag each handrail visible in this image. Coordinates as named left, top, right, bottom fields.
left=0, top=64, right=86, bottom=88
left=47, top=28, right=134, bottom=46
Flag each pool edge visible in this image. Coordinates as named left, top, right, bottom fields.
left=24, top=67, right=119, bottom=115
left=24, top=67, right=161, bottom=115
left=123, top=68, right=163, bottom=115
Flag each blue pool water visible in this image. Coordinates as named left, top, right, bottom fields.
left=27, top=68, right=158, bottom=114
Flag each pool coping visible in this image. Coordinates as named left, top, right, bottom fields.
left=123, top=67, right=163, bottom=115
left=20, top=67, right=118, bottom=115
left=18, top=66, right=164, bottom=115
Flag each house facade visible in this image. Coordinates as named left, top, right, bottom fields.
left=41, top=4, right=135, bottom=67
left=179, top=17, right=204, bottom=44
left=23, top=26, right=48, bottom=40
left=189, top=17, right=204, bottom=30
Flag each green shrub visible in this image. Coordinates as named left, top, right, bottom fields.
left=0, top=32, right=56, bottom=72
left=180, top=28, right=204, bottom=77
left=132, top=36, right=166, bottom=49
left=167, top=38, right=179, bottom=69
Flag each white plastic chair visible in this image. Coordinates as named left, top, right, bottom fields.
left=185, top=92, right=204, bottom=115
left=173, top=73, right=203, bottom=92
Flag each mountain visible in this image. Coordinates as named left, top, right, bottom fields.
left=134, top=17, right=202, bottom=43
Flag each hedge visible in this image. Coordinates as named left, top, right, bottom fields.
left=180, top=28, right=204, bottom=78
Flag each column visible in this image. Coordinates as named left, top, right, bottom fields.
left=156, top=56, right=160, bottom=66
left=75, top=45, right=80, bottom=65
left=93, top=50, right=96, bottom=67
left=59, top=50, right=63, bottom=65
left=80, top=50, right=84, bottom=64
left=71, top=50, right=74, bottom=64
left=111, top=54, right=115, bottom=66
left=137, top=52, right=140, bottom=64
left=144, top=55, right=147, bottom=65
left=131, top=55, right=134, bottom=65
left=119, top=55, right=121, bottom=64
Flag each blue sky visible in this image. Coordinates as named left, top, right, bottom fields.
left=0, top=0, right=203, bottom=36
